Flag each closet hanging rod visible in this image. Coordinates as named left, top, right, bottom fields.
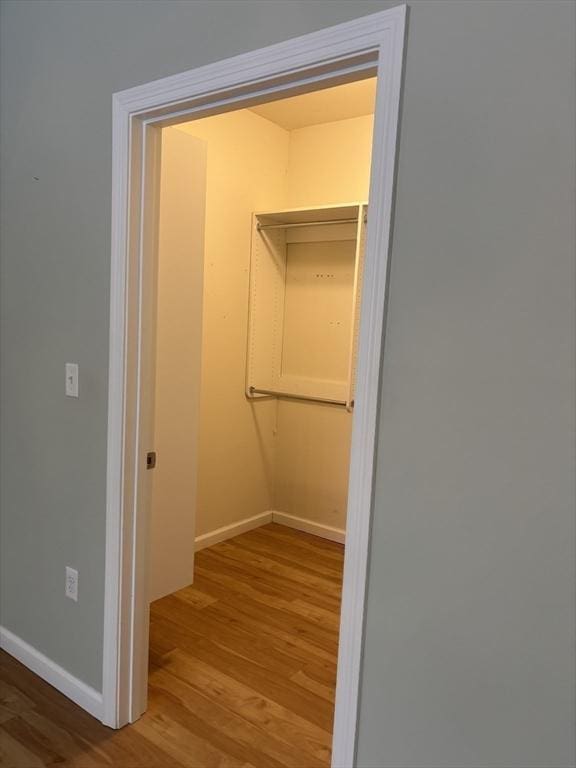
left=257, top=217, right=359, bottom=231
left=248, top=386, right=348, bottom=406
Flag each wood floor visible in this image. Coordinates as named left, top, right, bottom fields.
left=0, top=523, right=344, bottom=767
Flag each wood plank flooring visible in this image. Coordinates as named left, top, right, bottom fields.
left=0, top=524, right=344, bottom=767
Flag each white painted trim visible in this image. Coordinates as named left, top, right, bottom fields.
left=104, top=6, right=407, bottom=765
left=271, top=512, right=346, bottom=544
left=332, top=11, right=407, bottom=768
left=194, top=511, right=346, bottom=551
left=195, top=512, right=273, bottom=551
left=0, top=626, right=104, bottom=720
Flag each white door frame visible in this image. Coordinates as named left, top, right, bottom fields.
left=103, top=7, right=406, bottom=767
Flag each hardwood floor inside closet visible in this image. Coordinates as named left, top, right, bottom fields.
left=0, top=524, right=344, bottom=767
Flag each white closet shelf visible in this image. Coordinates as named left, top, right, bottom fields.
left=246, top=202, right=367, bottom=409
left=255, top=203, right=363, bottom=230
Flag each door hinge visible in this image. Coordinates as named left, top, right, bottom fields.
left=146, top=451, right=157, bottom=469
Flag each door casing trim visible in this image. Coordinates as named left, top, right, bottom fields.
left=104, top=8, right=407, bottom=767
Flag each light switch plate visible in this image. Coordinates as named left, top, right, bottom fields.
left=65, top=566, right=78, bottom=601
left=65, top=363, right=79, bottom=397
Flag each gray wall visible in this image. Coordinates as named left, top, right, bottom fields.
left=356, top=2, right=576, bottom=766
left=0, top=2, right=574, bottom=767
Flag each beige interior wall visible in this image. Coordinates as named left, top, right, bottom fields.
left=282, top=238, right=356, bottom=382
left=286, top=114, right=373, bottom=208
left=175, top=111, right=290, bottom=538
left=274, top=114, right=374, bottom=530
left=154, top=110, right=373, bottom=551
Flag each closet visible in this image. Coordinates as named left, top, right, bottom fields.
left=247, top=203, right=367, bottom=410
left=149, top=78, right=376, bottom=602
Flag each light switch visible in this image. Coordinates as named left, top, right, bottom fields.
left=65, top=363, right=79, bottom=397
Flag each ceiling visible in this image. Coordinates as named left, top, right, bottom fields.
left=250, top=77, right=377, bottom=131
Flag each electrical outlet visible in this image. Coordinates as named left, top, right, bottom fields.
left=65, top=566, right=78, bottom=602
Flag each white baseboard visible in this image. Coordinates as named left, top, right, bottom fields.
left=270, top=511, right=346, bottom=543
left=194, top=511, right=273, bottom=551
left=0, top=625, right=103, bottom=720
left=194, top=509, right=346, bottom=551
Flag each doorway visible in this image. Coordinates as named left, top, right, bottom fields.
left=103, top=9, right=406, bottom=767
left=145, top=81, right=375, bottom=765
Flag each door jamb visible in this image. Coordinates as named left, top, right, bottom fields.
left=104, top=7, right=406, bottom=767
